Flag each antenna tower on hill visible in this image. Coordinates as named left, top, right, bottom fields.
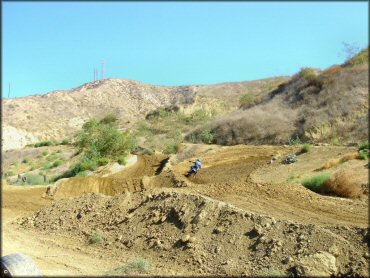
left=101, top=60, right=106, bottom=80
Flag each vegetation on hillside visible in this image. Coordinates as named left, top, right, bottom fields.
left=52, top=115, right=136, bottom=181
left=135, top=107, right=215, bottom=152
left=343, top=47, right=368, bottom=67
left=239, top=93, right=262, bottom=109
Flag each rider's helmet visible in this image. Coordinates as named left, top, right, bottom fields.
left=197, top=158, right=202, bottom=163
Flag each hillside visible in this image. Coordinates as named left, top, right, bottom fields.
left=2, top=77, right=287, bottom=150
left=191, top=53, right=369, bottom=145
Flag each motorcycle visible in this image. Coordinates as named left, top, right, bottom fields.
left=185, top=165, right=198, bottom=177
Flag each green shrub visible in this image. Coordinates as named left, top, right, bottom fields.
left=189, top=109, right=211, bottom=123
left=302, top=173, right=331, bottom=193
left=97, top=157, right=109, bottom=166
left=134, top=121, right=154, bottom=138
left=79, top=158, right=98, bottom=171
left=143, top=148, right=154, bottom=155
left=200, top=129, right=215, bottom=144
left=301, top=144, right=311, bottom=153
left=22, top=157, right=30, bottom=164
left=60, top=139, right=70, bottom=145
left=52, top=166, right=78, bottom=181
left=34, top=141, right=54, bottom=147
left=358, top=153, right=368, bottom=160
left=110, top=257, right=151, bottom=275
left=76, top=171, right=88, bottom=177
left=88, top=234, right=104, bottom=244
left=29, top=163, right=37, bottom=171
left=117, top=155, right=127, bottom=165
left=26, top=174, right=45, bottom=185
left=6, top=171, right=15, bottom=177
left=52, top=160, right=63, bottom=168
left=47, top=155, right=58, bottom=162
left=14, top=174, right=45, bottom=186
left=188, top=133, right=197, bottom=143
left=100, top=113, right=118, bottom=125
left=74, top=117, right=135, bottom=160
left=332, top=137, right=340, bottom=146
left=358, top=141, right=369, bottom=151
left=239, top=93, right=261, bottom=109
left=299, top=68, right=317, bottom=79
left=298, top=67, right=324, bottom=88
left=42, top=162, right=53, bottom=170
left=165, top=144, right=179, bottom=154
left=288, top=136, right=302, bottom=145
left=344, top=48, right=369, bottom=67
left=42, top=150, right=49, bottom=156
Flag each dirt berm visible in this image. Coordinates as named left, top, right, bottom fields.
left=17, top=190, right=369, bottom=276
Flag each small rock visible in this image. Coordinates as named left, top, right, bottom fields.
left=294, top=251, right=337, bottom=276
left=329, top=245, right=340, bottom=257
left=252, top=225, right=264, bottom=236
left=213, top=227, right=224, bottom=234
left=182, top=234, right=191, bottom=242
left=214, top=246, right=222, bottom=253
left=188, top=236, right=196, bottom=243
left=283, top=256, right=294, bottom=264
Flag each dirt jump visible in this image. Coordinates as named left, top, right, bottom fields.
left=2, top=144, right=369, bottom=276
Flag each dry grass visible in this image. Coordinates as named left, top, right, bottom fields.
left=322, top=65, right=342, bottom=76
left=324, top=170, right=363, bottom=198
left=205, top=104, right=297, bottom=145
left=317, top=153, right=358, bottom=170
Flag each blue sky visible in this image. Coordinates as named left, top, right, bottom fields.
left=2, top=2, right=369, bottom=98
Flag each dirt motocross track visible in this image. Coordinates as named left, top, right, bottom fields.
left=2, top=144, right=369, bottom=276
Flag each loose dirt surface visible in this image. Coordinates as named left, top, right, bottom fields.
left=2, top=145, right=369, bottom=276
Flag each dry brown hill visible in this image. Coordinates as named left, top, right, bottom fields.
left=192, top=57, right=368, bottom=145
left=2, top=77, right=286, bottom=150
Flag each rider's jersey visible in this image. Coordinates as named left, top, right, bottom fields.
left=193, top=160, right=202, bottom=170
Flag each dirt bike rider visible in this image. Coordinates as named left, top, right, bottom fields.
left=188, top=158, right=202, bottom=175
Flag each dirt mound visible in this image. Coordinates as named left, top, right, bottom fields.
left=46, top=154, right=169, bottom=199
left=17, top=190, right=368, bottom=276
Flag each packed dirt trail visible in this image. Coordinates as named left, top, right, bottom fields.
left=2, top=144, right=369, bottom=276
left=169, top=145, right=368, bottom=227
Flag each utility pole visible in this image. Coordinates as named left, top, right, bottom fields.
left=101, top=60, right=105, bottom=80
left=8, top=82, right=11, bottom=98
